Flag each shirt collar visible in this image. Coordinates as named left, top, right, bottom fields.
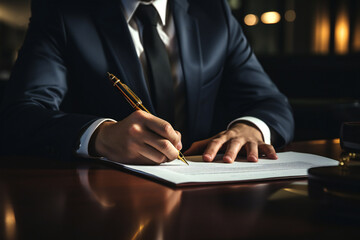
left=120, top=0, right=168, bottom=26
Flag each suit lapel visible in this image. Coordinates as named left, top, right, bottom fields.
left=172, top=0, right=202, bottom=142
left=94, top=2, right=155, bottom=114
left=94, top=0, right=202, bottom=140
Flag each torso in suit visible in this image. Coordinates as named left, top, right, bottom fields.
left=0, top=0, right=294, bottom=160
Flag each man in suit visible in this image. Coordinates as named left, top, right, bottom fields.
left=0, top=0, right=294, bottom=164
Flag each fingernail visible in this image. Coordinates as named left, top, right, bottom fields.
left=223, top=155, right=232, bottom=163
left=203, top=154, right=212, bottom=162
left=249, top=155, right=258, bottom=162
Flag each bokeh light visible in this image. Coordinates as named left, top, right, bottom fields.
left=285, top=10, right=296, bottom=22
left=244, top=14, right=259, bottom=26
left=261, top=11, right=281, bottom=24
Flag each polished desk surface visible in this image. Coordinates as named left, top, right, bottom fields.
left=0, top=140, right=359, bottom=239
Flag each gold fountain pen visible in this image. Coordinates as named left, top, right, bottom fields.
left=107, top=72, right=189, bottom=165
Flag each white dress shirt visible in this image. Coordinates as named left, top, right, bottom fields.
left=77, top=0, right=271, bottom=157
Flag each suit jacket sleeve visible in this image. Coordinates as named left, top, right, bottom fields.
left=214, top=0, right=294, bottom=147
left=0, top=1, right=100, bottom=160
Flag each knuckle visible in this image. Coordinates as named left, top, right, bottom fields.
left=163, top=123, right=173, bottom=135
left=247, top=140, right=258, bottom=146
left=226, top=129, right=237, bottom=137
left=128, top=123, right=142, bottom=136
left=230, top=138, right=243, bottom=146
left=160, top=141, right=172, bottom=152
left=211, top=138, right=224, bottom=145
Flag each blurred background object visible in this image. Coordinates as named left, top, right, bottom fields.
left=229, top=0, right=360, bottom=142
left=0, top=0, right=359, bottom=142
left=0, top=0, right=30, bottom=102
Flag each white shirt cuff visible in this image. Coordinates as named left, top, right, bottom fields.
left=227, top=116, right=271, bottom=145
left=76, top=118, right=117, bottom=158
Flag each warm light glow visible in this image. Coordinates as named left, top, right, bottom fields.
left=285, top=10, right=296, bottom=22
left=244, top=14, right=259, bottom=26
left=0, top=3, right=30, bottom=28
left=353, top=17, right=360, bottom=52
left=283, top=187, right=308, bottom=196
left=77, top=169, right=116, bottom=208
left=310, top=139, right=340, bottom=145
left=313, top=8, right=330, bottom=54
left=4, top=201, right=16, bottom=240
left=261, top=11, right=281, bottom=24
left=131, top=219, right=150, bottom=240
left=353, top=17, right=360, bottom=51
left=335, top=7, right=350, bottom=54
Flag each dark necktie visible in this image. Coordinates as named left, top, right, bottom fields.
left=136, top=4, right=175, bottom=124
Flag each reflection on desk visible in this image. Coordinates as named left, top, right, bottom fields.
left=0, top=140, right=359, bottom=239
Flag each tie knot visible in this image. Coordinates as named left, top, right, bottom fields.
left=136, top=4, right=160, bottom=27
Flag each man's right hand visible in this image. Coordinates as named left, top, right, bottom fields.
left=89, top=111, right=182, bottom=165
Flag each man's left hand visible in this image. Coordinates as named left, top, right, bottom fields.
left=184, top=122, right=278, bottom=163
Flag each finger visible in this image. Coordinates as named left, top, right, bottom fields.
left=138, top=143, right=168, bottom=164
left=223, top=138, right=245, bottom=163
left=142, top=130, right=179, bottom=162
left=203, top=135, right=228, bottom=162
left=258, top=144, right=278, bottom=159
left=183, top=138, right=212, bottom=156
left=144, top=115, right=181, bottom=148
left=175, top=131, right=182, bottom=150
left=245, top=141, right=259, bottom=162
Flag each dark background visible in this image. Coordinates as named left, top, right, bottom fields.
left=1, top=0, right=359, bottom=141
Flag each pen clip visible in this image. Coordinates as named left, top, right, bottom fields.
left=108, top=72, right=142, bottom=108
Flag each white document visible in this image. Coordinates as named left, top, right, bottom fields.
left=111, top=152, right=338, bottom=186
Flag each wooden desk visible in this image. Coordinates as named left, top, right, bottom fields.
left=0, top=140, right=358, bottom=239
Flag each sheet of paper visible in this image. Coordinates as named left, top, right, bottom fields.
left=109, top=152, right=338, bottom=186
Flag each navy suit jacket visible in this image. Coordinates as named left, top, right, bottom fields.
left=0, top=0, right=294, bottom=160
